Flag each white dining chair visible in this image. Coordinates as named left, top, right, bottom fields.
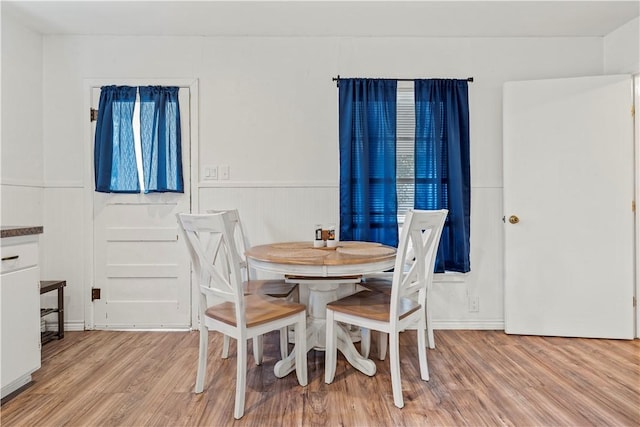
left=207, top=209, right=298, bottom=361
left=358, top=221, right=441, bottom=358
left=324, top=209, right=447, bottom=409
left=178, top=212, right=308, bottom=419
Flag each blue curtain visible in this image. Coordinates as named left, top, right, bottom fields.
left=94, top=86, right=139, bottom=193
left=414, top=79, right=470, bottom=273
left=339, top=79, right=398, bottom=247
left=139, top=86, right=184, bottom=193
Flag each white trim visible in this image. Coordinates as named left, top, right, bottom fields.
left=87, top=328, right=191, bottom=332
left=44, top=181, right=84, bottom=189
left=433, top=320, right=504, bottom=330
left=56, top=320, right=502, bottom=332
left=1, top=180, right=86, bottom=189
left=83, top=82, right=94, bottom=330
left=634, top=73, right=639, bottom=338
left=0, top=179, right=45, bottom=188
left=197, top=180, right=338, bottom=189
left=44, top=320, right=85, bottom=332
left=197, top=181, right=498, bottom=190
left=1, top=375, right=33, bottom=399
left=189, top=80, right=200, bottom=328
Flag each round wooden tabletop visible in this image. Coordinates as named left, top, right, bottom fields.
left=245, top=241, right=397, bottom=277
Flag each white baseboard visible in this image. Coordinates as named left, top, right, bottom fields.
left=1, top=374, right=33, bottom=399
left=45, top=321, right=86, bottom=332
left=51, top=320, right=504, bottom=332
left=433, top=319, right=505, bottom=330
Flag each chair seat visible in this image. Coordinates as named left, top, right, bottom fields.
left=206, top=294, right=306, bottom=328
left=245, top=279, right=298, bottom=298
left=360, top=276, right=393, bottom=295
left=326, top=291, right=421, bottom=322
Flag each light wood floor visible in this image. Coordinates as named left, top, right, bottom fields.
left=1, top=329, right=638, bottom=426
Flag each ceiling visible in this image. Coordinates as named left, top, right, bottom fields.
left=3, top=1, right=639, bottom=38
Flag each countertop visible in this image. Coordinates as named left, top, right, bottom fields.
left=1, top=226, right=44, bottom=239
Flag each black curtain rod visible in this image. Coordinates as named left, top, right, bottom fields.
left=332, top=76, right=474, bottom=86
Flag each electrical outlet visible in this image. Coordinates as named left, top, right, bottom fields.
left=220, top=165, right=230, bottom=180
left=468, top=296, right=479, bottom=312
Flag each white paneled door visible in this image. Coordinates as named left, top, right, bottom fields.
left=91, top=87, right=191, bottom=329
left=503, top=75, right=635, bottom=339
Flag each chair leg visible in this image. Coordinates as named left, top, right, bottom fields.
left=388, top=331, right=404, bottom=409
left=324, top=309, right=337, bottom=384
left=279, top=327, right=289, bottom=360
left=234, top=336, right=248, bottom=419
left=378, top=332, right=388, bottom=360
left=253, top=336, right=263, bottom=365
left=426, top=298, right=436, bottom=349
left=360, top=327, right=371, bottom=358
left=294, top=313, right=308, bottom=386
left=285, top=289, right=298, bottom=354
left=222, top=335, right=230, bottom=359
left=417, top=320, right=430, bottom=381
left=195, top=326, right=208, bottom=393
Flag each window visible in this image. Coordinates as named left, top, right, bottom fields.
left=132, top=99, right=144, bottom=191
left=94, top=85, right=183, bottom=194
left=338, top=78, right=470, bottom=272
left=396, top=82, right=415, bottom=222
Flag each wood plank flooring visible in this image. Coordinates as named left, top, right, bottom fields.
left=1, top=330, right=638, bottom=426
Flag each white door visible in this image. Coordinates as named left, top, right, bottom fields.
left=503, top=75, right=635, bottom=339
left=91, top=87, right=191, bottom=329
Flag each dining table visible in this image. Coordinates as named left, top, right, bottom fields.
left=245, top=240, right=397, bottom=378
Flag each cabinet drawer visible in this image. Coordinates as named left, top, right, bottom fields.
left=1, top=242, right=38, bottom=274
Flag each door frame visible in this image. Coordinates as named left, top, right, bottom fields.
left=635, top=74, right=639, bottom=338
left=82, top=78, right=199, bottom=330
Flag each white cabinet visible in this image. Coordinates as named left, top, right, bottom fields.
left=1, top=234, right=41, bottom=398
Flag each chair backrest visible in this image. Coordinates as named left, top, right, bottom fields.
left=207, top=209, right=252, bottom=281
left=178, top=212, right=246, bottom=326
left=389, top=209, right=448, bottom=319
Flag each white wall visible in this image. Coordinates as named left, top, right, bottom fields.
left=38, top=32, right=605, bottom=329
left=604, top=17, right=640, bottom=74
left=1, top=9, right=44, bottom=226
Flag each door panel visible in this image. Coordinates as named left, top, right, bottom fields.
left=503, top=75, right=635, bottom=339
left=92, top=87, right=191, bottom=329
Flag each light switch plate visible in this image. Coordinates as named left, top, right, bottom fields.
left=204, top=165, right=218, bottom=180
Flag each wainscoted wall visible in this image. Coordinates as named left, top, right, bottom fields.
left=39, top=183, right=503, bottom=330
left=198, top=183, right=504, bottom=330
left=6, top=7, right=636, bottom=330
left=38, top=33, right=604, bottom=330
left=40, top=185, right=85, bottom=331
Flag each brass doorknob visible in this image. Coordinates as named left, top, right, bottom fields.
left=508, top=215, right=520, bottom=224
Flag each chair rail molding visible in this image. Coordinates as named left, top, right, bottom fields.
left=197, top=180, right=338, bottom=188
